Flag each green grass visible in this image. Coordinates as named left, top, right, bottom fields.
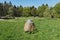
left=0, top=17, right=60, bottom=40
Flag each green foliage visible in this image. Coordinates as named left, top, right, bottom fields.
left=30, top=6, right=37, bottom=17
left=50, top=8, right=57, bottom=18
left=54, top=2, right=60, bottom=17
left=17, top=5, right=23, bottom=16
left=8, top=7, right=13, bottom=16
left=43, top=8, right=51, bottom=18
left=0, top=1, right=60, bottom=18
left=0, top=3, right=3, bottom=16
left=37, top=4, right=48, bottom=17
left=22, top=7, right=31, bottom=17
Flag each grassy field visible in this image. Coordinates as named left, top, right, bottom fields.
left=0, top=17, right=60, bottom=40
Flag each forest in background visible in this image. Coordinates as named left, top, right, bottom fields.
left=0, top=1, right=60, bottom=18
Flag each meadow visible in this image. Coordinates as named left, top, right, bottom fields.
left=0, top=17, right=60, bottom=40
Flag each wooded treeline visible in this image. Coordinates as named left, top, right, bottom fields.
left=0, top=1, right=60, bottom=18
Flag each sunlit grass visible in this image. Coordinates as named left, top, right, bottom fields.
left=0, top=17, right=60, bottom=40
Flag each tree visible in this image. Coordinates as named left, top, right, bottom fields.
left=22, top=7, right=31, bottom=17
left=54, top=2, right=60, bottom=18
left=9, top=1, right=12, bottom=6
left=0, top=3, right=3, bottom=16
left=49, top=7, right=56, bottom=18
left=3, top=1, right=10, bottom=16
left=30, top=6, right=37, bottom=17
left=17, top=5, right=23, bottom=17
left=37, top=4, right=48, bottom=17
left=46, top=4, right=48, bottom=6
left=43, top=7, right=51, bottom=18
left=8, top=7, right=13, bottom=16
left=13, top=5, right=18, bottom=17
